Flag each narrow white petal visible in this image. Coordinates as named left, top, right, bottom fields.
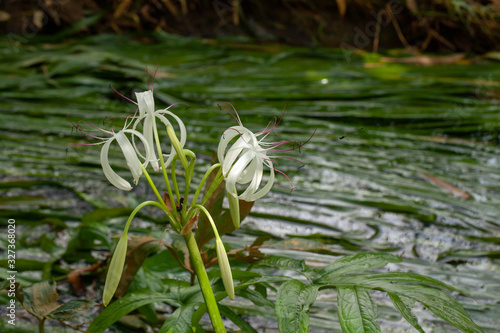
left=115, top=131, right=143, bottom=185
left=100, top=137, right=133, bottom=191
left=131, top=114, right=148, bottom=160
left=135, top=90, right=154, bottom=117
left=218, top=126, right=255, bottom=175
left=240, top=167, right=275, bottom=201
left=143, top=115, right=159, bottom=172
left=239, top=158, right=264, bottom=198
left=225, top=150, right=254, bottom=197
left=237, top=158, right=259, bottom=184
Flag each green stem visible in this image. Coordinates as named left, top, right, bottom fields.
left=140, top=164, right=164, bottom=205
left=124, top=200, right=171, bottom=233
left=191, top=163, right=221, bottom=208
left=183, top=232, right=226, bottom=333
left=38, top=318, right=45, bottom=333
left=152, top=118, right=177, bottom=220
left=140, top=165, right=180, bottom=231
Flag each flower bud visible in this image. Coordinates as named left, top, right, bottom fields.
left=227, top=189, right=240, bottom=229
left=103, top=233, right=128, bottom=306
left=215, top=237, right=234, bottom=300
left=167, top=124, right=189, bottom=170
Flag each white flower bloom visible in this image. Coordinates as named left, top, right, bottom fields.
left=68, top=116, right=151, bottom=191
left=133, top=90, right=187, bottom=171
left=100, top=129, right=151, bottom=191
left=218, top=125, right=275, bottom=202
left=217, top=103, right=310, bottom=202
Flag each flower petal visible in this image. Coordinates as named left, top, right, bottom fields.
left=225, top=150, right=255, bottom=197
left=100, top=136, right=133, bottom=191
left=218, top=126, right=254, bottom=174
left=116, top=131, right=145, bottom=185
left=143, top=115, right=159, bottom=172
left=240, top=167, right=275, bottom=201
left=135, top=90, right=154, bottom=117
left=239, top=157, right=264, bottom=198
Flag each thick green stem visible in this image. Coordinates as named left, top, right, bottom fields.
left=183, top=232, right=226, bottom=333
left=38, top=318, right=45, bottom=333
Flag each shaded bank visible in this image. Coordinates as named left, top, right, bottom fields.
left=1, top=0, right=500, bottom=52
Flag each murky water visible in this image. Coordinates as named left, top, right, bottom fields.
left=1, top=34, right=499, bottom=332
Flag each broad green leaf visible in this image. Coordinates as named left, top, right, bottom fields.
left=315, top=253, right=402, bottom=284
left=218, top=304, right=259, bottom=333
left=337, top=286, right=381, bottom=333
left=88, top=290, right=181, bottom=333
left=47, top=299, right=97, bottom=321
left=275, top=279, right=318, bottom=333
left=387, top=293, right=424, bottom=333
left=158, top=304, right=196, bottom=333
left=322, top=272, right=483, bottom=333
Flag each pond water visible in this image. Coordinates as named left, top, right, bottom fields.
left=1, top=33, right=499, bottom=332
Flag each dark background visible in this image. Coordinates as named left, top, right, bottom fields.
left=2, top=0, right=500, bottom=53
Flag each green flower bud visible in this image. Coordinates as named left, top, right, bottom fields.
left=216, top=237, right=234, bottom=300
left=103, top=233, right=128, bottom=306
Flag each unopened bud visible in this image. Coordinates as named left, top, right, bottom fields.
left=216, top=237, right=234, bottom=300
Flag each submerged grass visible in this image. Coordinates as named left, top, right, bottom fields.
left=0, top=33, right=499, bottom=332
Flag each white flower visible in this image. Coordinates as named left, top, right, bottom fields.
left=68, top=116, right=151, bottom=191
left=100, top=129, right=151, bottom=191
left=132, top=90, right=187, bottom=171
left=218, top=125, right=275, bottom=202
left=217, top=104, right=311, bottom=202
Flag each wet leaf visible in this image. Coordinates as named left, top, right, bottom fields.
left=158, top=304, right=196, bottom=333
left=275, top=279, right=318, bottom=333
left=337, top=286, right=380, bottom=333
left=218, top=304, right=259, bottom=333
left=387, top=293, right=424, bottom=333
left=47, top=299, right=97, bottom=321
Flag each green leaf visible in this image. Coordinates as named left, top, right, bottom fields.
left=158, top=304, right=196, bottom=333
left=237, top=288, right=274, bottom=308
left=47, top=299, right=97, bottom=321
left=337, top=286, right=381, bottom=333
left=275, top=279, right=318, bottom=333
left=253, top=255, right=313, bottom=281
left=387, top=293, right=424, bottom=333
left=218, top=304, right=259, bottom=333
left=321, top=272, right=483, bottom=333
left=88, top=290, right=180, bottom=333
left=315, top=253, right=402, bottom=284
